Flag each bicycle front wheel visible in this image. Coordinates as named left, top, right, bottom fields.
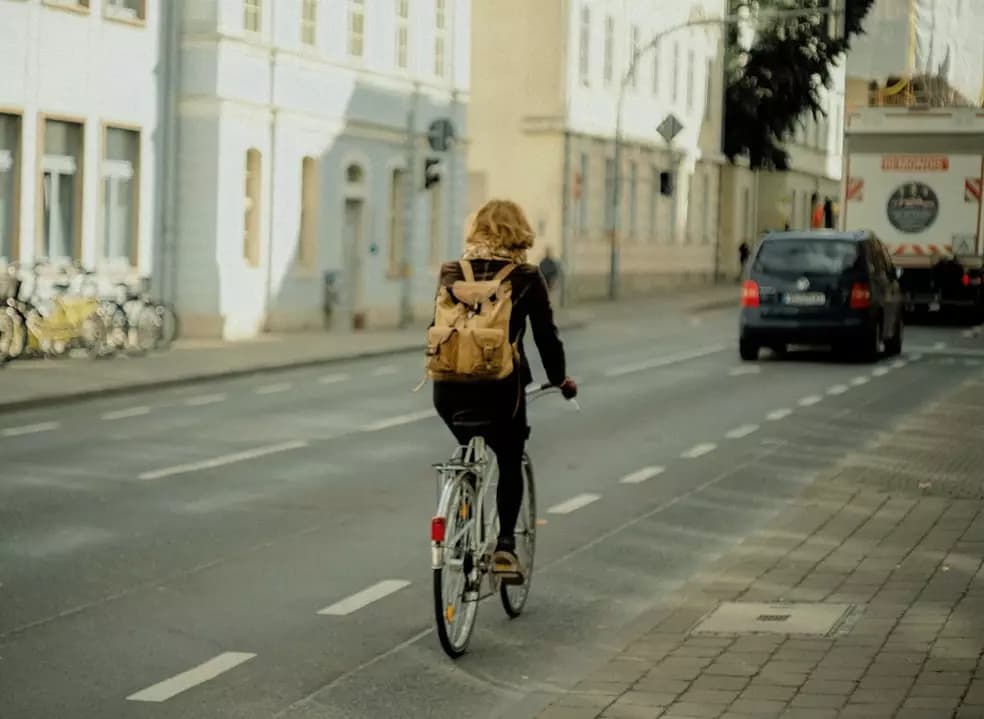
left=433, top=476, right=480, bottom=658
left=501, top=454, right=537, bottom=618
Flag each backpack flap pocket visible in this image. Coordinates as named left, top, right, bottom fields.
left=463, top=328, right=511, bottom=377
left=426, top=326, right=458, bottom=375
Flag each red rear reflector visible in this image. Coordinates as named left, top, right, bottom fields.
left=741, top=280, right=760, bottom=308
left=850, top=283, right=872, bottom=309
left=431, top=517, right=446, bottom=543
left=962, top=273, right=971, bottom=287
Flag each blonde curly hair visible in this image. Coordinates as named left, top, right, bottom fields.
left=463, top=199, right=535, bottom=263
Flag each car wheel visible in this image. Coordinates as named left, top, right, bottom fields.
left=739, top=340, right=759, bottom=362
left=885, top=318, right=903, bottom=357
left=769, top=343, right=788, bottom=358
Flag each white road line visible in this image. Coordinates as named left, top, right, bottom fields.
left=139, top=440, right=308, bottom=481
left=126, top=652, right=256, bottom=702
left=185, top=393, right=226, bottom=406
left=891, top=359, right=907, bottom=369
left=256, top=383, right=292, bottom=395
left=318, top=580, right=411, bottom=616
left=548, top=493, right=601, bottom=514
left=728, top=366, right=761, bottom=376
left=603, top=344, right=728, bottom=378
left=909, top=353, right=923, bottom=361
left=1, top=421, right=59, bottom=438
left=362, top=410, right=435, bottom=432
left=827, top=384, right=849, bottom=396
left=102, top=406, right=151, bottom=421
left=962, top=330, right=975, bottom=339
left=766, top=409, right=792, bottom=421
left=872, top=367, right=890, bottom=377
left=319, top=373, right=350, bottom=385
left=370, top=366, right=398, bottom=377
left=725, top=424, right=759, bottom=440
left=934, top=342, right=948, bottom=350
left=619, top=466, right=665, bottom=484
left=797, top=395, right=822, bottom=407
left=681, top=443, right=717, bottom=459
left=850, top=376, right=870, bottom=387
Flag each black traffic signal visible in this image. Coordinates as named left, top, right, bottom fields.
left=424, top=158, right=441, bottom=190
left=659, top=171, right=674, bottom=196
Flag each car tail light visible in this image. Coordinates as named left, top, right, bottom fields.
left=850, top=283, right=872, bottom=309
left=431, top=517, right=446, bottom=543
left=741, top=280, right=760, bottom=308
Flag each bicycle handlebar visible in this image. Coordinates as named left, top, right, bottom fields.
left=525, top=382, right=580, bottom=411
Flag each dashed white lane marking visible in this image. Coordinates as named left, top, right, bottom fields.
left=766, top=409, right=792, bottom=421
left=319, top=373, right=350, bottom=385
left=317, top=580, right=411, bottom=616
left=101, top=406, right=151, bottom=421
left=185, top=393, right=226, bottom=406
left=827, top=384, right=849, bottom=396
left=681, top=443, right=717, bottom=459
left=370, top=366, right=399, bottom=377
left=797, top=395, right=823, bottom=407
left=362, top=410, right=436, bottom=432
left=725, top=425, right=759, bottom=440
left=891, top=359, right=907, bottom=369
left=962, top=330, right=975, bottom=339
left=728, top=366, right=761, bottom=376
left=1, top=421, right=59, bottom=438
left=934, top=342, right=947, bottom=350
left=256, top=382, right=292, bottom=395
left=139, top=440, right=308, bottom=481
left=872, top=366, right=890, bottom=377
left=619, top=466, right=665, bottom=484
left=850, top=376, right=870, bottom=387
left=604, top=345, right=729, bottom=378
left=909, top=353, right=923, bottom=361
left=548, top=493, right=602, bottom=514
left=126, top=652, right=257, bottom=702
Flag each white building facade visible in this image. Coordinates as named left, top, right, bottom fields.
left=0, top=0, right=160, bottom=274
left=173, top=0, right=471, bottom=339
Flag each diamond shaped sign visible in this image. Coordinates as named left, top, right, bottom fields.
left=657, top=113, right=684, bottom=144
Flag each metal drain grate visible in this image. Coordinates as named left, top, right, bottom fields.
left=693, top=602, right=856, bottom=636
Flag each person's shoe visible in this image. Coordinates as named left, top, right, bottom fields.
left=492, top=537, right=525, bottom=585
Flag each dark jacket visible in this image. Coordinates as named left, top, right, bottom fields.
left=433, top=259, right=567, bottom=388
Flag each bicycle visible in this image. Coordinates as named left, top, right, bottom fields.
left=430, top=383, right=575, bottom=658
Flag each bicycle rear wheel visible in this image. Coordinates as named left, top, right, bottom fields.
left=501, top=454, right=536, bottom=618
left=433, top=476, right=480, bottom=658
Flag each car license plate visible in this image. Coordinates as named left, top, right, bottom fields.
left=784, top=292, right=826, bottom=306
left=929, top=302, right=941, bottom=312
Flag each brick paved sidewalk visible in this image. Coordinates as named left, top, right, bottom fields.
left=535, top=377, right=984, bottom=719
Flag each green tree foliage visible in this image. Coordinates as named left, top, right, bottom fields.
left=724, top=0, right=875, bottom=170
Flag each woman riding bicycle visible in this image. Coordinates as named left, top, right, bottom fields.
left=432, top=199, right=577, bottom=580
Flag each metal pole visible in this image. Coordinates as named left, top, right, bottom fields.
left=608, top=79, right=627, bottom=301
left=399, top=84, right=419, bottom=328
left=560, top=130, right=571, bottom=307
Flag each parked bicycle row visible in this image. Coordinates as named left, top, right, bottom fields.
left=0, top=260, right=178, bottom=364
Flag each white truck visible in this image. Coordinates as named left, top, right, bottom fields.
left=841, top=107, right=984, bottom=319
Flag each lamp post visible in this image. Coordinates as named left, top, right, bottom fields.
left=606, top=2, right=846, bottom=301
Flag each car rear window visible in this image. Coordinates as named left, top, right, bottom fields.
left=754, top=239, right=861, bottom=275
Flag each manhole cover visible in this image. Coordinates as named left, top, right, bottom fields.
left=693, top=602, right=856, bottom=636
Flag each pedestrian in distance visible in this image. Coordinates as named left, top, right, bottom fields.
left=539, top=247, right=561, bottom=293
left=738, top=241, right=751, bottom=281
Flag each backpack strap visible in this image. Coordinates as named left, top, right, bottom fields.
left=459, top=260, right=475, bottom=282
left=491, top=263, right=516, bottom=284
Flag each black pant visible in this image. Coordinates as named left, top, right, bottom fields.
left=433, top=378, right=528, bottom=541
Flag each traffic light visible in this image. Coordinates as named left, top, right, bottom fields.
left=659, top=171, right=674, bottom=196
left=424, top=158, right=441, bottom=190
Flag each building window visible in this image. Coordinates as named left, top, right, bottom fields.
left=672, top=43, right=680, bottom=103
left=652, top=47, right=660, bottom=96
left=104, top=0, right=144, bottom=21
left=429, top=180, right=445, bottom=264
left=45, top=0, right=90, bottom=12
left=603, top=157, right=615, bottom=230
left=649, top=165, right=659, bottom=243
left=388, top=168, right=407, bottom=274
left=395, top=0, right=410, bottom=69
left=41, top=119, right=83, bottom=260
left=628, top=161, right=637, bottom=237
left=0, top=114, right=20, bottom=262
left=628, top=25, right=639, bottom=89
left=434, top=0, right=447, bottom=78
left=686, top=50, right=695, bottom=112
left=244, top=149, right=261, bottom=267
left=100, top=127, right=139, bottom=266
left=603, top=15, right=614, bottom=87
left=301, top=0, right=318, bottom=46
left=578, top=152, right=589, bottom=237
left=298, top=157, right=318, bottom=269
left=348, top=0, right=365, bottom=58
left=704, top=59, right=713, bottom=121
left=244, top=0, right=261, bottom=32
left=578, top=6, right=590, bottom=87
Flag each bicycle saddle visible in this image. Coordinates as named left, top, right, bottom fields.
left=450, top=410, right=496, bottom=430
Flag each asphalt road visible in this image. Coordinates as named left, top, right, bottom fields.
left=1, top=307, right=983, bottom=719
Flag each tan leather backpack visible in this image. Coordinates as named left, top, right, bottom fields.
left=426, top=260, right=517, bottom=382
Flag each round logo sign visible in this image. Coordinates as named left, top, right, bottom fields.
left=886, top=182, right=939, bottom=234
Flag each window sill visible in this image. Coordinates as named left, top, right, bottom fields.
left=42, top=1, right=91, bottom=16
left=104, top=12, right=147, bottom=28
